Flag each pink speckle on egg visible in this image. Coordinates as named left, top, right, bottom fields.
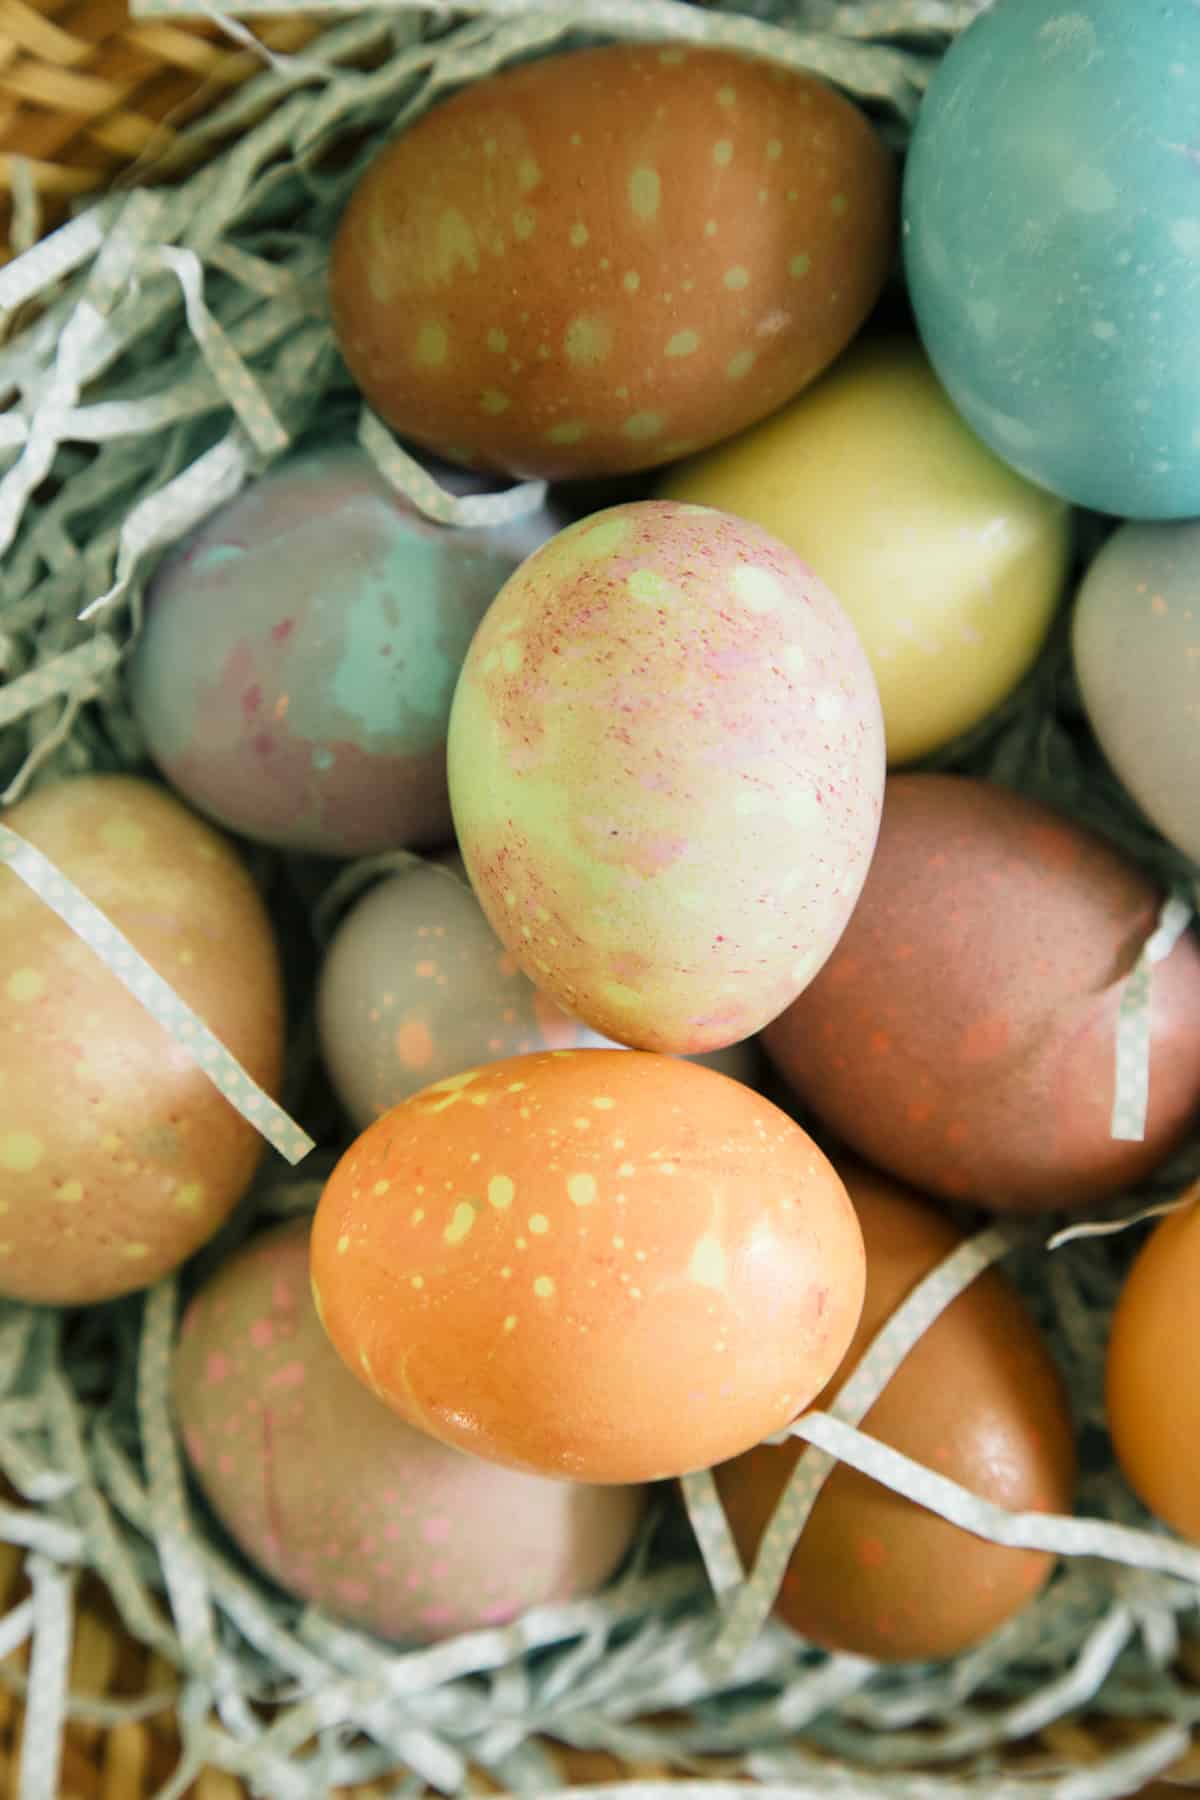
left=205, top=1352, right=231, bottom=1384
left=337, top=1578, right=372, bottom=1607
left=268, top=1360, right=306, bottom=1391
left=422, top=1516, right=451, bottom=1545
left=183, top=1426, right=207, bottom=1470
left=420, top=1604, right=457, bottom=1630
left=249, top=1318, right=274, bottom=1348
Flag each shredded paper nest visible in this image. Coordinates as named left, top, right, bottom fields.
left=1, top=3, right=1199, bottom=1796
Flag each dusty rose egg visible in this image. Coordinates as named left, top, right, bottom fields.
left=329, top=42, right=896, bottom=478
left=763, top=774, right=1200, bottom=1210
left=310, top=1050, right=866, bottom=1484
left=175, top=1217, right=644, bottom=1641
left=316, top=856, right=759, bottom=1129
left=447, top=501, right=885, bottom=1053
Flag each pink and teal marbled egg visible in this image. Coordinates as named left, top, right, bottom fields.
left=446, top=500, right=885, bottom=1053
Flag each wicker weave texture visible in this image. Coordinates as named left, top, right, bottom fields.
left=0, top=0, right=327, bottom=259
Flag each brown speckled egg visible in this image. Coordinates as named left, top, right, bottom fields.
left=329, top=42, right=896, bottom=479
left=175, top=1217, right=644, bottom=1641
left=763, top=774, right=1200, bottom=1211
left=714, top=1162, right=1076, bottom=1662
left=310, top=1049, right=866, bottom=1484
left=0, top=775, right=284, bottom=1303
left=316, top=857, right=759, bottom=1130
left=447, top=501, right=885, bottom=1054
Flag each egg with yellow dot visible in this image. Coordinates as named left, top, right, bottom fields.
left=659, top=338, right=1073, bottom=763
left=310, top=1050, right=866, bottom=1484
left=0, top=774, right=284, bottom=1304
left=329, top=40, right=896, bottom=479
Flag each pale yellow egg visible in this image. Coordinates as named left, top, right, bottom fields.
left=659, top=337, right=1072, bottom=764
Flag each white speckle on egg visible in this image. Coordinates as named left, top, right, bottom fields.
left=713, top=140, right=734, bottom=168
left=727, top=349, right=756, bottom=380
left=666, top=330, right=700, bottom=358
left=564, top=316, right=613, bottom=367
left=622, top=412, right=664, bottom=441
left=629, top=167, right=661, bottom=222
left=569, top=222, right=589, bottom=247
left=1063, top=165, right=1116, bottom=213
left=5, top=968, right=45, bottom=1003
left=414, top=322, right=449, bottom=368
left=0, top=1132, right=43, bottom=1173
left=732, top=564, right=784, bottom=612
left=1170, top=218, right=1200, bottom=258
left=724, top=266, right=750, bottom=291
left=689, top=1235, right=728, bottom=1289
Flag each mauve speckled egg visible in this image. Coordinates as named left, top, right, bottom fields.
left=763, top=774, right=1200, bottom=1211
left=317, top=856, right=759, bottom=1129
left=903, top=0, right=1200, bottom=518
left=311, top=1049, right=866, bottom=1484
left=129, top=446, right=565, bottom=857
left=446, top=501, right=885, bottom=1054
left=175, top=1217, right=645, bottom=1642
left=1073, top=522, right=1200, bottom=863
left=329, top=41, right=896, bottom=479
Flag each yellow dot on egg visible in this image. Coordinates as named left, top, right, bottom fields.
left=569, top=222, right=589, bottom=247
left=444, top=1201, right=477, bottom=1246
left=591, top=1096, right=616, bottom=1110
left=175, top=1181, right=205, bottom=1212
left=529, top=1214, right=550, bottom=1235
left=414, top=321, right=449, bottom=368
left=503, top=1314, right=518, bottom=1333
left=713, top=140, right=734, bottom=168
left=726, top=348, right=756, bottom=380
left=724, top=266, right=750, bottom=291
left=567, top=1173, right=597, bottom=1207
left=0, top=1131, right=42, bottom=1173
left=58, top=1181, right=83, bottom=1203
left=99, top=817, right=145, bottom=854
left=5, top=968, right=44, bottom=1003
left=513, top=208, right=537, bottom=241
left=412, top=1207, right=425, bottom=1225
left=123, top=1243, right=150, bottom=1261
left=704, top=220, right=719, bottom=238
left=629, top=166, right=661, bottom=222
left=789, top=252, right=812, bottom=278
left=337, top=1235, right=350, bottom=1255
left=533, top=1275, right=556, bottom=1299
left=486, top=328, right=508, bottom=353
left=564, top=315, right=612, bottom=368
left=480, top=388, right=511, bottom=415
left=767, top=138, right=783, bottom=160
left=665, top=329, right=700, bottom=358
left=518, top=156, right=542, bottom=192
left=488, top=1174, right=515, bottom=1211
left=411, top=1275, right=425, bottom=1290
left=373, top=1179, right=391, bottom=1196
left=546, top=421, right=588, bottom=445
left=622, top=271, right=641, bottom=295
left=622, top=412, right=664, bottom=441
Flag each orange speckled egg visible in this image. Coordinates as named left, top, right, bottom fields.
left=329, top=42, right=896, bottom=479
left=762, top=774, right=1200, bottom=1210
left=0, top=775, right=284, bottom=1304
left=714, top=1162, right=1075, bottom=1662
left=310, top=1050, right=866, bottom=1484
left=447, top=501, right=885, bottom=1054
left=1106, top=1190, right=1200, bottom=1541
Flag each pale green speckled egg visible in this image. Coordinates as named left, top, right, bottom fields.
left=446, top=500, right=885, bottom=1054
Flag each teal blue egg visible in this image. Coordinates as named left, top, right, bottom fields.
left=903, top=0, right=1200, bottom=519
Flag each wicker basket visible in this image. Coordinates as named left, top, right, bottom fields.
left=2, top=1, right=1199, bottom=1795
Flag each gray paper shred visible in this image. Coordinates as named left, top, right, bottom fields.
left=2, top=4, right=1200, bottom=1798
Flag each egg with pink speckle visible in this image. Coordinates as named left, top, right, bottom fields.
left=173, top=1215, right=645, bottom=1643
left=446, top=500, right=885, bottom=1053
left=129, top=446, right=566, bottom=858
left=316, top=855, right=760, bottom=1129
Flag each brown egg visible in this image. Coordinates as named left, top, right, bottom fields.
left=0, top=775, right=285, bottom=1303
left=175, top=1218, right=645, bottom=1642
left=1106, top=1190, right=1200, bottom=1541
left=762, top=774, right=1200, bottom=1210
left=329, top=42, right=896, bottom=479
left=714, top=1162, right=1076, bottom=1662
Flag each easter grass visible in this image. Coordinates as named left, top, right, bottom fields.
left=1, top=0, right=1199, bottom=1794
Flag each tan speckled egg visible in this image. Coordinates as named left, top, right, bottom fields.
left=175, top=1218, right=644, bottom=1641
left=329, top=42, right=897, bottom=479
left=0, top=775, right=284, bottom=1303
left=762, top=774, right=1200, bottom=1211
left=316, top=857, right=760, bottom=1130
left=310, top=1050, right=866, bottom=1484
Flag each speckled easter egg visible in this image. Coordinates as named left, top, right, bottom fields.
left=0, top=775, right=284, bottom=1304
left=329, top=42, right=896, bottom=479
left=310, top=1050, right=866, bottom=1483
left=316, top=857, right=759, bottom=1129
left=903, top=0, right=1200, bottom=518
left=762, top=774, right=1200, bottom=1211
left=1073, top=522, right=1200, bottom=863
left=175, top=1217, right=644, bottom=1640
left=659, top=337, right=1072, bottom=763
left=1107, top=1190, right=1200, bottom=1542
left=715, top=1162, right=1075, bottom=1661
left=447, top=501, right=885, bottom=1054
left=129, top=446, right=565, bottom=857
